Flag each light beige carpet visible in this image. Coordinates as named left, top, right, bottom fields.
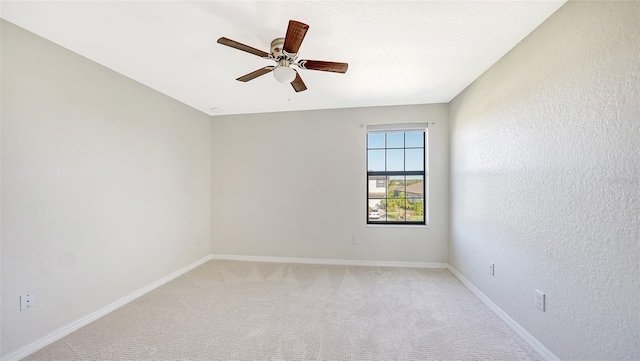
left=26, top=260, right=542, bottom=360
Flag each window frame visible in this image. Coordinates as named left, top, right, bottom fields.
left=366, top=129, right=427, bottom=226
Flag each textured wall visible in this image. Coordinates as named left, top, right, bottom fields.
left=212, top=104, right=449, bottom=263
left=449, top=2, right=639, bottom=360
left=1, top=21, right=212, bottom=356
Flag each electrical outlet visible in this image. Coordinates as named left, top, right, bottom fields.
left=20, top=292, right=35, bottom=311
left=352, top=236, right=358, bottom=245
left=535, top=289, right=545, bottom=311
left=488, top=262, right=494, bottom=276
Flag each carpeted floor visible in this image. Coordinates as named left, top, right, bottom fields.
left=26, top=260, right=542, bottom=360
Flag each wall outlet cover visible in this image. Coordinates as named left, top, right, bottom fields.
left=20, top=292, right=35, bottom=311
left=535, top=289, right=545, bottom=311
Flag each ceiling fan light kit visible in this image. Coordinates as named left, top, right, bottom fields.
left=217, top=20, right=348, bottom=92
left=273, top=65, right=297, bottom=84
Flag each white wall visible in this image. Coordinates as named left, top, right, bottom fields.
left=212, top=104, right=449, bottom=263
left=449, top=2, right=639, bottom=360
left=1, top=20, right=212, bottom=357
left=0, top=11, right=3, bottom=360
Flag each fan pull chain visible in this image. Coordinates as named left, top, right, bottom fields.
left=288, top=87, right=291, bottom=102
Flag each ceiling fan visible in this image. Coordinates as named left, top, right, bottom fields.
left=217, top=20, right=348, bottom=92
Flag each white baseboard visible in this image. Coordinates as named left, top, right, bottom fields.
left=2, top=255, right=212, bottom=361
left=447, top=265, right=560, bottom=361
left=210, top=254, right=448, bottom=269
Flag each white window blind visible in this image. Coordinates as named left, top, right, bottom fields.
left=366, top=122, right=429, bottom=133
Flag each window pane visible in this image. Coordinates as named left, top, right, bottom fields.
left=368, top=198, right=383, bottom=210
left=385, top=177, right=404, bottom=223
left=368, top=198, right=386, bottom=222
left=367, top=133, right=385, bottom=149
left=367, top=150, right=385, bottom=171
left=405, top=149, right=424, bottom=171
left=386, top=196, right=406, bottom=222
left=405, top=175, right=424, bottom=223
left=405, top=176, right=424, bottom=201
left=380, top=198, right=388, bottom=222
left=405, top=131, right=424, bottom=148
left=397, top=199, right=407, bottom=221
left=388, top=176, right=405, bottom=195
left=368, top=176, right=387, bottom=198
left=408, top=199, right=424, bottom=222
left=386, top=149, right=404, bottom=171
left=386, top=132, right=404, bottom=148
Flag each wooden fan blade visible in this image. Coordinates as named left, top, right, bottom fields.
left=291, top=71, right=307, bottom=92
left=236, top=67, right=274, bottom=82
left=283, top=20, right=309, bottom=54
left=217, top=37, right=269, bottom=58
left=299, top=60, right=348, bottom=73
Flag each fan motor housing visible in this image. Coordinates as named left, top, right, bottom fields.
left=270, top=37, right=297, bottom=61
left=270, top=37, right=284, bottom=58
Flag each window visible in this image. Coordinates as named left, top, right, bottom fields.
left=367, top=124, right=427, bottom=225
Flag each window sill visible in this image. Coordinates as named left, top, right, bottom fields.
left=366, top=224, right=429, bottom=228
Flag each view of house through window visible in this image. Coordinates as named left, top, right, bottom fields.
left=367, top=128, right=427, bottom=225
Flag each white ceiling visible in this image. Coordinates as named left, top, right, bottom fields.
left=1, top=1, right=565, bottom=116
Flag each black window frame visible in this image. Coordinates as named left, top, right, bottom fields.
left=366, top=130, right=427, bottom=226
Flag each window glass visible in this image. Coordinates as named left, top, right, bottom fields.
left=386, top=149, right=404, bottom=171
left=368, top=176, right=387, bottom=197
left=405, top=149, right=424, bottom=171
left=386, top=132, right=404, bottom=148
left=367, top=150, right=385, bottom=171
left=405, top=131, right=424, bottom=148
left=367, top=133, right=385, bottom=149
